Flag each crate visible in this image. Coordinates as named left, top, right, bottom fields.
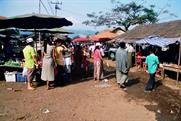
left=16, top=72, right=27, bottom=82
left=4, top=72, right=16, bottom=82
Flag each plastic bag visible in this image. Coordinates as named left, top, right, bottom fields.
left=22, top=67, right=28, bottom=76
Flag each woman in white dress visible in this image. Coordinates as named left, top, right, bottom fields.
left=41, top=38, right=56, bottom=90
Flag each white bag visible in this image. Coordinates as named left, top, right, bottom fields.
left=22, top=67, right=28, bottom=76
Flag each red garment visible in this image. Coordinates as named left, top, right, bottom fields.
left=136, top=52, right=142, bottom=64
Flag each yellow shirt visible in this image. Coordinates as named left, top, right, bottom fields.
left=55, top=46, right=64, bottom=65
left=23, top=45, right=36, bottom=69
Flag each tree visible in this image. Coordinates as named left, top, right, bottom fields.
left=83, top=1, right=159, bottom=32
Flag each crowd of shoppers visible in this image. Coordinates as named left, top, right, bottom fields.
left=23, top=37, right=159, bottom=93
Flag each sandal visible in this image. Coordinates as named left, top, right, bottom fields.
left=27, top=87, right=35, bottom=90
left=120, top=84, right=126, bottom=88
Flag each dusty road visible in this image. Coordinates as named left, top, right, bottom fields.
left=0, top=60, right=181, bottom=121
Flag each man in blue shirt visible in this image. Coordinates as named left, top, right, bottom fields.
left=145, top=46, right=159, bottom=92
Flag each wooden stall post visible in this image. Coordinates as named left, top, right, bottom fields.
left=176, top=36, right=181, bottom=85
left=134, top=43, right=137, bottom=66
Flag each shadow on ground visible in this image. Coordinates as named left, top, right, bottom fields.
left=126, top=78, right=140, bottom=87
left=34, top=62, right=116, bottom=88
left=125, top=71, right=181, bottom=121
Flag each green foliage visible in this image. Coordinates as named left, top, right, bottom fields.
left=83, top=1, right=159, bottom=32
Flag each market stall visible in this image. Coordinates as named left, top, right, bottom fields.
left=0, top=13, right=73, bottom=82
left=135, top=35, right=181, bottom=82
left=160, top=64, right=181, bottom=82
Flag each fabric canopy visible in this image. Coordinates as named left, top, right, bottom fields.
left=73, top=37, right=89, bottom=42
left=135, top=35, right=180, bottom=47
left=92, top=30, right=118, bottom=38
left=89, top=36, right=111, bottom=42
left=89, top=30, right=120, bottom=42
left=20, top=28, right=73, bottom=34
left=0, top=28, right=20, bottom=36
left=0, top=13, right=73, bottom=29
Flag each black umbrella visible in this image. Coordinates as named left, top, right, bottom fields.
left=0, top=28, right=20, bottom=36
left=0, top=13, right=73, bottom=29
left=20, top=28, right=73, bottom=34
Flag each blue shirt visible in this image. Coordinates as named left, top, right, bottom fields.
left=145, top=53, right=159, bottom=74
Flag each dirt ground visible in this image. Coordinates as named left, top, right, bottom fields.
left=0, top=59, right=181, bottom=121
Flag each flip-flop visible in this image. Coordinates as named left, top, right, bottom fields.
left=123, top=88, right=127, bottom=91
left=27, top=87, right=35, bottom=90
left=120, top=84, right=126, bottom=88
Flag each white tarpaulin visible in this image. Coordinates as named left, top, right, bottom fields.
left=135, top=35, right=180, bottom=47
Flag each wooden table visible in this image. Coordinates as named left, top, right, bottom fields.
left=161, top=64, right=181, bottom=82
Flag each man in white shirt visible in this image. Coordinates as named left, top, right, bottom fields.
left=100, top=44, right=105, bottom=57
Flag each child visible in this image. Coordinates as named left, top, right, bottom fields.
left=136, top=51, right=142, bottom=70
left=21, top=60, right=28, bottom=83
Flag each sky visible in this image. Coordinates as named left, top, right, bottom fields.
left=0, top=0, right=181, bottom=31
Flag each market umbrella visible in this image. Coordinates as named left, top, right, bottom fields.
left=0, top=28, right=20, bottom=36
left=73, top=37, right=89, bottom=42
left=0, top=13, right=73, bottom=29
left=0, top=16, right=7, bottom=20
left=89, top=36, right=111, bottom=42
left=20, top=28, right=73, bottom=34
left=89, top=30, right=119, bottom=42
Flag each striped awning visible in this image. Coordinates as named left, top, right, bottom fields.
left=135, top=35, right=180, bottom=47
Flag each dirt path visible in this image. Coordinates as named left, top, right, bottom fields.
left=0, top=59, right=181, bottom=121
left=0, top=79, right=156, bottom=121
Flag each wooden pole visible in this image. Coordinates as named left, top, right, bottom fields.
left=134, top=43, right=137, bottom=66
left=38, top=0, right=41, bottom=53
left=176, top=36, right=181, bottom=84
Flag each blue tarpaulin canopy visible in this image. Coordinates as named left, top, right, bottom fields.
left=135, top=35, right=180, bottom=47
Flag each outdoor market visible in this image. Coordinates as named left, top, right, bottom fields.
left=1, top=0, right=181, bottom=121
